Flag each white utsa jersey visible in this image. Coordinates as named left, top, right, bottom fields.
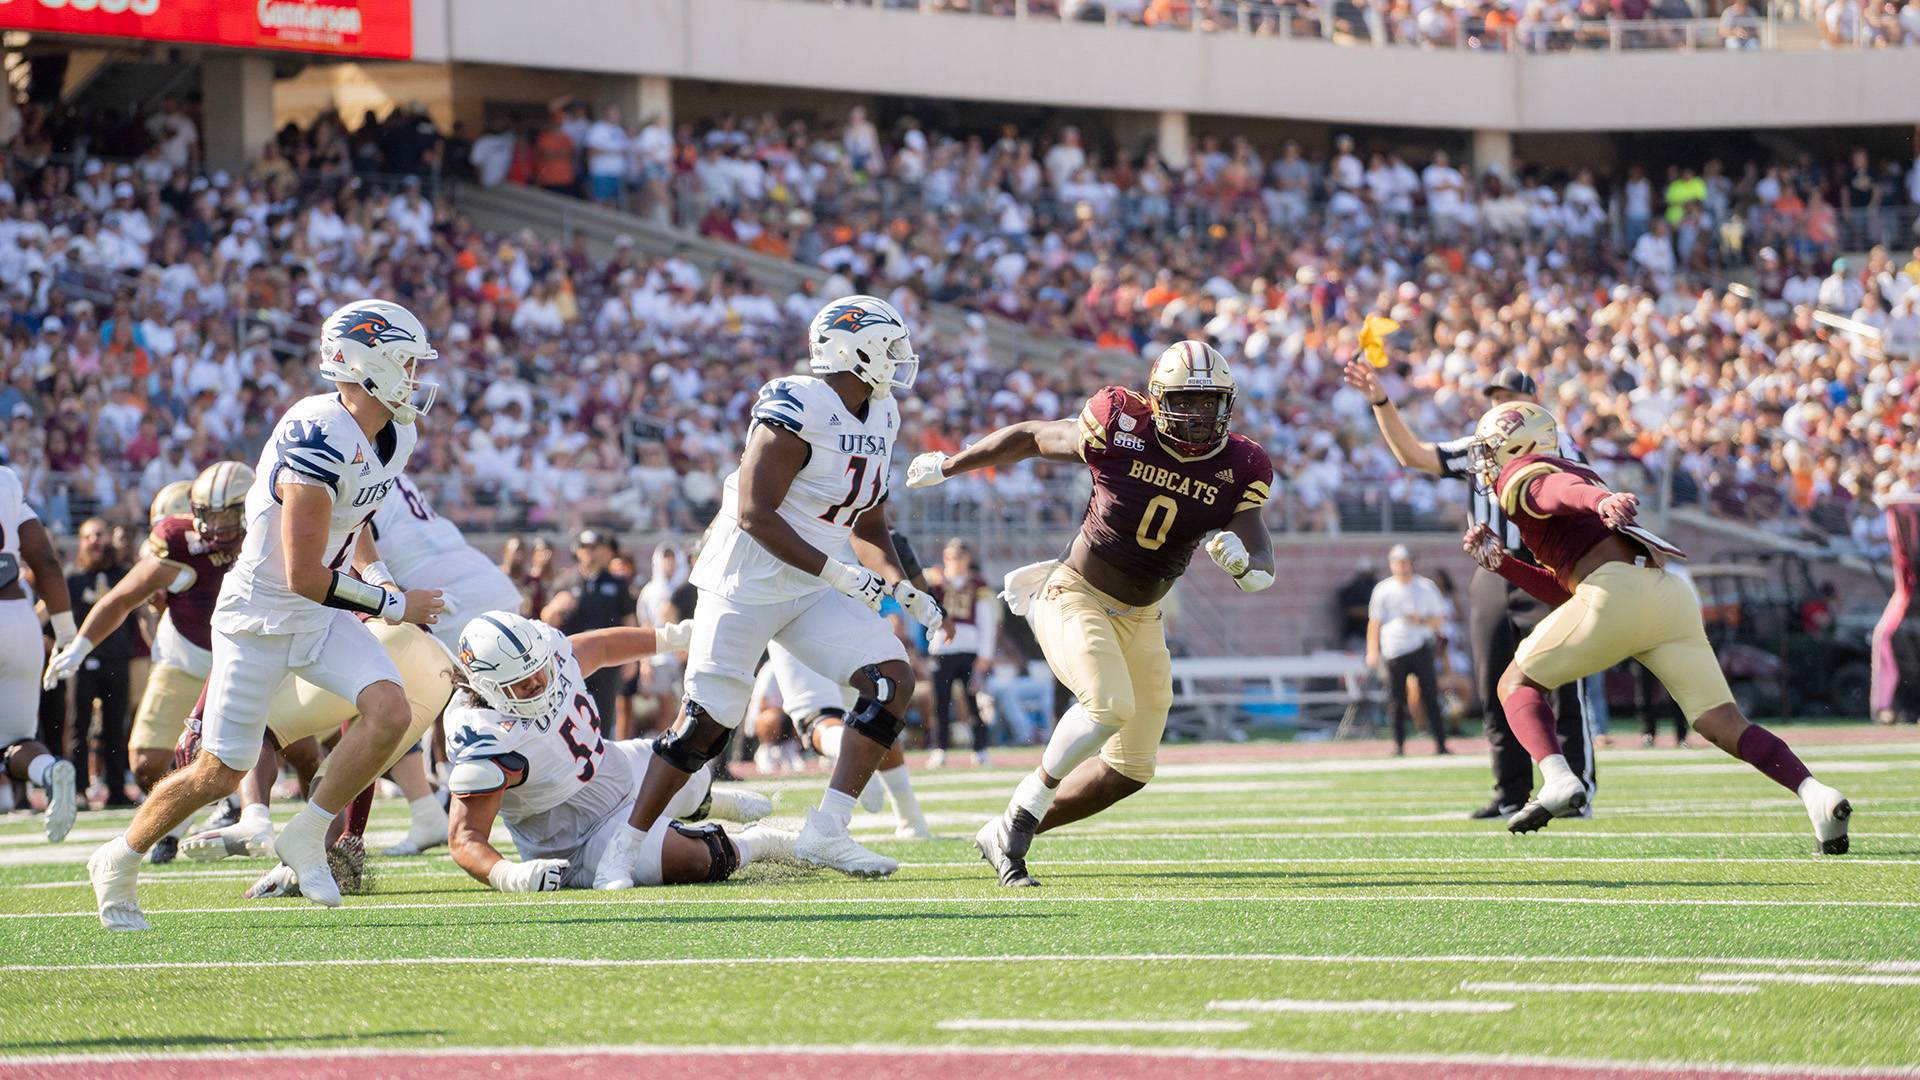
left=444, top=623, right=628, bottom=860
left=768, top=641, right=855, bottom=718
left=690, top=375, right=899, bottom=604
left=369, top=473, right=522, bottom=637
left=0, top=465, right=37, bottom=590
left=215, top=393, right=417, bottom=635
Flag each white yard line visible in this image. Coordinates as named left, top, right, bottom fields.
left=1698, top=972, right=1920, bottom=987
left=1459, top=981, right=1758, bottom=995
left=1, top=1040, right=1916, bottom=1077
left=1208, top=998, right=1514, bottom=1013
left=936, top=1018, right=1249, bottom=1033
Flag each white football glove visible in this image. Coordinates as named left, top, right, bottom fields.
left=1206, top=531, right=1250, bottom=577
left=821, top=560, right=887, bottom=612
left=905, top=451, right=951, bottom=489
left=41, top=635, right=93, bottom=691
left=892, top=580, right=945, bottom=631
left=654, top=618, right=694, bottom=653
left=1464, top=524, right=1506, bottom=572
left=1233, top=569, right=1275, bottom=593
left=488, top=858, right=568, bottom=893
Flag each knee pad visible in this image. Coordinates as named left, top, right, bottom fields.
left=669, top=820, right=740, bottom=883
left=858, top=663, right=899, bottom=705
left=654, top=700, right=733, bottom=773
left=846, top=696, right=907, bottom=748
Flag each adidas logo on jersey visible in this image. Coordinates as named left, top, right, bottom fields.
left=1216, top=468, right=1236, bottom=483
left=828, top=415, right=842, bottom=426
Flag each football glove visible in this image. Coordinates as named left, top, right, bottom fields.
left=905, top=451, right=951, bottom=489
left=1597, top=491, right=1640, bottom=528
left=489, top=858, right=568, bottom=893
left=654, top=618, right=694, bottom=653
left=1464, top=523, right=1506, bottom=571
left=49, top=610, right=76, bottom=649
left=892, top=580, right=945, bottom=631
left=42, top=634, right=93, bottom=691
left=821, top=560, right=887, bottom=612
left=1233, top=569, right=1275, bottom=593
left=1206, top=531, right=1250, bottom=577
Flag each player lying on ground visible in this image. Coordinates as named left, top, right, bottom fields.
left=752, top=641, right=930, bottom=839
left=43, top=463, right=252, bottom=863
left=1462, top=401, right=1851, bottom=852
left=593, top=295, right=943, bottom=886
left=0, top=463, right=77, bottom=842
left=908, top=341, right=1275, bottom=886
left=87, top=299, right=445, bottom=930
left=445, top=612, right=787, bottom=891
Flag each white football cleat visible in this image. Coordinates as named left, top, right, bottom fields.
left=739, top=824, right=800, bottom=866
left=244, top=863, right=301, bottom=899
left=857, top=778, right=885, bottom=813
left=894, top=815, right=931, bottom=841
left=593, top=825, right=641, bottom=891
left=87, top=841, right=148, bottom=932
left=42, top=759, right=76, bottom=843
left=1507, top=772, right=1588, bottom=835
left=794, top=807, right=896, bottom=878
left=1801, top=779, right=1851, bottom=855
left=180, top=820, right=275, bottom=862
left=383, top=803, right=449, bottom=857
left=974, top=749, right=991, bottom=768
left=925, top=749, right=947, bottom=769
left=706, top=788, right=773, bottom=824
left=273, top=824, right=341, bottom=908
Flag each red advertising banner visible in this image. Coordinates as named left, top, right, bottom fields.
left=0, top=1, right=413, bottom=60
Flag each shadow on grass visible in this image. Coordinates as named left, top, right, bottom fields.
left=4, top=1030, right=445, bottom=1052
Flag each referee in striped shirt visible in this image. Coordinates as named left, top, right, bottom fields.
left=1344, top=361, right=1595, bottom=819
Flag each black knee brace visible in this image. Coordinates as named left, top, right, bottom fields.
left=859, top=663, right=898, bottom=705
left=669, top=820, right=740, bottom=883
left=654, top=701, right=734, bottom=774
left=847, top=695, right=907, bottom=748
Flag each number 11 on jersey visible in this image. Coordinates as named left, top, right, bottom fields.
left=820, top=455, right=885, bottom=526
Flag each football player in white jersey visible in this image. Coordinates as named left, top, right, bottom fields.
left=364, top=472, right=527, bottom=855
left=88, top=299, right=446, bottom=930
left=446, top=612, right=790, bottom=891
left=594, top=295, right=945, bottom=886
left=754, top=642, right=930, bottom=839
left=0, top=463, right=79, bottom=842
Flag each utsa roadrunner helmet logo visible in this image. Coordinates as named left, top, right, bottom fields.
left=822, top=303, right=900, bottom=332
left=337, top=310, right=418, bottom=348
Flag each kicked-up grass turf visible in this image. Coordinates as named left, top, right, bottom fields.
left=0, top=729, right=1916, bottom=1078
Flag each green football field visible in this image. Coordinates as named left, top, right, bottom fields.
left=1, top=730, right=1917, bottom=1079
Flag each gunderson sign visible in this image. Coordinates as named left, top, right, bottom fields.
left=0, top=0, right=413, bottom=60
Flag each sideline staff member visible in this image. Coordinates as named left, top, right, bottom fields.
left=541, top=529, right=634, bottom=732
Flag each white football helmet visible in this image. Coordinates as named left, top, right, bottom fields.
left=457, top=612, right=563, bottom=720
left=318, top=299, right=438, bottom=425
left=807, top=295, right=918, bottom=400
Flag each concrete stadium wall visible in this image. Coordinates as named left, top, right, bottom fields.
left=430, top=0, right=1920, bottom=133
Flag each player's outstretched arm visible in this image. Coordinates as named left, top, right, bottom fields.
left=43, top=555, right=179, bottom=689
left=1521, top=472, right=1637, bottom=525
left=570, top=621, right=692, bottom=677
left=907, top=418, right=1081, bottom=488
left=1341, top=358, right=1442, bottom=476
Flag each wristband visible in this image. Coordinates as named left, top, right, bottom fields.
left=487, top=860, right=517, bottom=891
left=323, top=571, right=402, bottom=619
left=49, top=610, right=77, bottom=645
left=362, top=560, right=397, bottom=589
left=1370, top=395, right=1389, bottom=408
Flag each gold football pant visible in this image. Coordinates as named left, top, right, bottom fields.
left=268, top=621, right=459, bottom=778
left=128, top=662, right=206, bottom=753
left=1029, top=563, right=1173, bottom=783
left=1514, top=561, right=1733, bottom=722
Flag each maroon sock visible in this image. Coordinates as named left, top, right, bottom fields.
left=343, top=784, right=376, bottom=841
left=1735, top=724, right=1812, bottom=793
left=1500, top=684, right=1564, bottom=762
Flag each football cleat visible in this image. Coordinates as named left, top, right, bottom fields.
left=895, top=816, right=931, bottom=841
left=273, top=823, right=341, bottom=908
left=383, top=801, right=450, bottom=857
left=974, top=810, right=1039, bottom=887
left=1507, top=773, right=1587, bottom=835
left=147, top=836, right=179, bottom=866
left=1469, top=801, right=1520, bottom=820
left=739, top=824, right=800, bottom=866
left=1801, top=780, right=1851, bottom=855
left=201, top=797, right=241, bottom=831
left=794, top=807, right=897, bottom=878
left=706, top=788, right=773, bottom=824
left=180, top=820, right=275, bottom=862
left=87, top=841, right=148, bottom=932
left=42, top=760, right=77, bottom=843
left=926, top=749, right=947, bottom=769
left=244, top=863, right=301, bottom=899
left=330, top=835, right=369, bottom=894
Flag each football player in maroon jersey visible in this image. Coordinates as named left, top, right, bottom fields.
left=43, top=461, right=253, bottom=864
left=1463, top=401, right=1850, bottom=852
left=908, top=341, right=1275, bottom=886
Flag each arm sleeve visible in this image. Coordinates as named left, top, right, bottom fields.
left=1494, top=558, right=1573, bottom=607
left=1522, top=471, right=1610, bottom=517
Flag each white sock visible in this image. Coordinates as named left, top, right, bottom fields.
left=731, top=827, right=761, bottom=868
left=1040, top=704, right=1113, bottom=781
left=108, top=835, right=144, bottom=868
left=817, top=787, right=857, bottom=829
left=1797, top=777, right=1834, bottom=806
left=1540, top=754, right=1574, bottom=785
left=278, top=803, right=334, bottom=853
left=26, top=753, right=56, bottom=788
left=1010, top=768, right=1057, bottom=822
left=817, top=725, right=844, bottom=761
left=239, top=802, right=273, bottom=830
left=877, top=765, right=924, bottom=823
left=408, top=794, right=447, bottom=829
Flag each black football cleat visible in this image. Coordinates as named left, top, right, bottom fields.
left=148, top=835, right=179, bottom=866
left=1469, top=801, right=1520, bottom=820
left=975, top=810, right=1040, bottom=887
left=1507, top=774, right=1587, bottom=835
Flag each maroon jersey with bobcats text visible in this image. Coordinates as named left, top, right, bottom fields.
left=144, top=515, right=239, bottom=651
left=1494, top=453, right=1684, bottom=593
left=1074, top=386, right=1273, bottom=585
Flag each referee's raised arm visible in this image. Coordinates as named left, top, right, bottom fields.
left=1342, top=357, right=1444, bottom=476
